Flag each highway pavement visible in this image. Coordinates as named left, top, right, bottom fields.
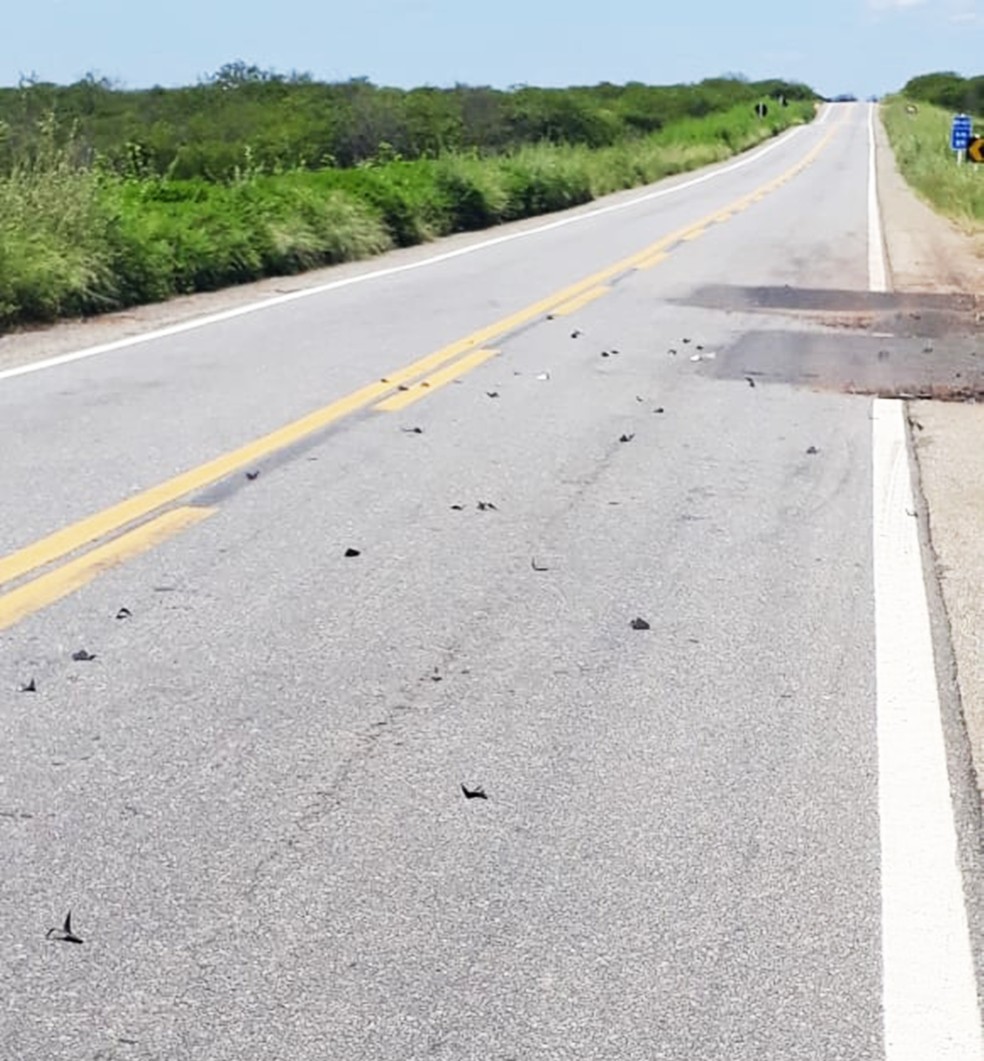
left=1, top=103, right=982, bottom=1060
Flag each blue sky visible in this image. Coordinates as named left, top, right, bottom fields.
left=1, top=0, right=980, bottom=97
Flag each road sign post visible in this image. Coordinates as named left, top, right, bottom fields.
left=951, top=114, right=973, bottom=163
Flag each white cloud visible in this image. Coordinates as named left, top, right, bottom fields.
left=867, top=0, right=927, bottom=8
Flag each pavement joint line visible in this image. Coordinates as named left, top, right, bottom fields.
left=0, top=126, right=842, bottom=628
left=872, top=398, right=983, bottom=1059
left=0, top=506, right=215, bottom=632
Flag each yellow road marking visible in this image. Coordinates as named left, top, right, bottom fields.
left=0, top=121, right=842, bottom=620
left=375, top=349, right=500, bottom=412
left=635, top=251, right=670, bottom=270
left=680, top=227, right=707, bottom=242
left=0, top=506, right=214, bottom=632
left=550, top=285, right=612, bottom=316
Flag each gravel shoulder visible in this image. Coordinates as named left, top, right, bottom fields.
left=876, top=110, right=984, bottom=797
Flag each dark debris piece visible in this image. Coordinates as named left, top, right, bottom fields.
left=571, top=330, right=582, bottom=339
left=115, top=607, right=132, bottom=621
left=20, top=678, right=37, bottom=693
left=450, top=504, right=464, bottom=511
left=806, top=446, right=819, bottom=455
left=401, top=426, right=424, bottom=434
left=654, top=407, right=665, bottom=414
left=531, top=558, right=549, bottom=572
left=46, top=910, right=84, bottom=945
left=745, top=377, right=756, bottom=389
left=461, top=784, right=488, bottom=800
left=72, top=650, right=96, bottom=662
left=630, top=617, right=651, bottom=631
left=477, top=501, right=498, bottom=511
left=601, top=351, right=610, bottom=358
left=486, top=391, right=500, bottom=399
left=344, top=548, right=361, bottom=558
left=245, top=470, right=260, bottom=481
left=619, top=433, right=635, bottom=443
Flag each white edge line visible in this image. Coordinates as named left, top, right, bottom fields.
left=868, top=103, right=888, bottom=293
left=0, top=115, right=821, bottom=384
left=873, top=397, right=983, bottom=1061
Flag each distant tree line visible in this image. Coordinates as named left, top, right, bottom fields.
left=0, top=63, right=815, bottom=180
left=902, top=71, right=984, bottom=115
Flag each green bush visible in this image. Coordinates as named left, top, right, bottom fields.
left=0, top=98, right=814, bottom=330
left=882, top=95, right=984, bottom=227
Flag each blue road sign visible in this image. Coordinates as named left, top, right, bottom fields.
left=951, top=114, right=973, bottom=151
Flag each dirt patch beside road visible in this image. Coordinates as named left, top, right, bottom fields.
left=876, top=111, right=984, bottom=796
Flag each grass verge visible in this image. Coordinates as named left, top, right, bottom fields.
left=881, top=95, right=984, bottom=232
left=0, top=100, right=814, bottom=331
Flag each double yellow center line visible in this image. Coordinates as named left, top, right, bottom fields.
left=0, top=122, right=838, bottom=631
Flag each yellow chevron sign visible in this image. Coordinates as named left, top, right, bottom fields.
left=969, top=137, right=984, bottom=163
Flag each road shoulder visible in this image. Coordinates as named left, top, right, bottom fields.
left=876, top=109, right=984, bottom=796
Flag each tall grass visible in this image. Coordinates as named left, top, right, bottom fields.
left=881, top=95, right=984, bottom=230
left=0, top=100, right=814, bottom=331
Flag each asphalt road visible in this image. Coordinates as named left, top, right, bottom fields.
left=1, top=103, right=982, bottom=1060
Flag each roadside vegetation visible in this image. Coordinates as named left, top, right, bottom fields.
left=881, top=88, right=983, bottom=232
left=0, top=68, right=815, bottom=331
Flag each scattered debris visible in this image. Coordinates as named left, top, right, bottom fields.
left=877, top=349, right=890, bottom=361
left=46, top=911, right=83, bottom=945
left=20, top=678, right=37, bottom=693
left=611, top=349, right=620, bottom=356
left=245, top=470, right=260, bottom=481
left=571, top=330, right=582, bottom=339
left=115, top=607, right=132, bottom=621
left=546, top=313, right=555, bottom=321
left=486, top=391, right=500, bottom=398
left=536, top=372, right=551, bottom=381
left=690, top=354, right=702, bottom=362
left=450, top=504, right=464, bottom=511
left=71, top=650, right=96, bottom=662
left=654, top=407, right=665, bottom=414
left=668, top=349, right=677, bottom=356
left=344, top=548, right=361, bottom=558
left=682, top=338, right=691, bottom=344
left=461, top=784, right=488, bottom=801
left=745, top=376, right=756, bottom=388
left=601, top=351, right=610, bottom=358
left=531, top=558, right=549, bottom=572
left=636, top=396, right=644, bottom=402
left=421, top=382, right=431, bottom=389
left=477, top=501, right=498, bottom=511
left=430, top=668, right=443, bottom=683
left=630, top=617, right=651, bottom=631
left=619, top=433, right=635, bottom=443
left=806, top=446, right=819, bottom=455
left=696, top=345, right=704, bottom=351
left=401, top=426, right=424, bottom=434
left=690, top=352, right=716, bottom=363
